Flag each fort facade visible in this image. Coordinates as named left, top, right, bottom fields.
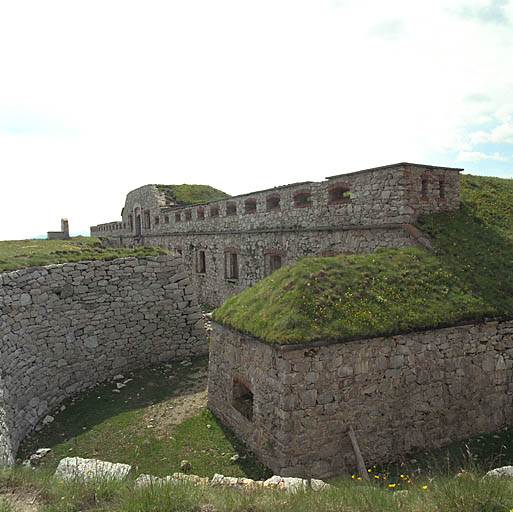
left=91, top=162, right=461, bottom=306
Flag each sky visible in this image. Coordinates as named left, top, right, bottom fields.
left=1, top=0, right=513, bottom=240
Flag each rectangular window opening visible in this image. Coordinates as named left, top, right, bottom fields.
left=225, top=251, right=239, bottom=280
left=293, top=191, right=312, bottom=208
left=421, top=179, right=428, bottom=197
left=226, top=203, right=237, bottom=216
left=232, top=378, right=254, bottom=421
left=197, top=250, right=206, bottom=274
left=329, top=185, right=351, bottom=203
left=244, top=199, right=257, bottom=214
left=439, top=179, right=446, bottom=199
left=266, top=195, right=281, bottom=211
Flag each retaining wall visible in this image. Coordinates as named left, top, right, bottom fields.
left=208, top=319, right=513, bottom=479
left=0, top=255, right=206, bottom=466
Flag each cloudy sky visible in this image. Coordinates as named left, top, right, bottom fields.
left=1, top=0, right=512, bottom=240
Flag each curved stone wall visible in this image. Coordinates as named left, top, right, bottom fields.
left=0, top=255, right=206, bottom=466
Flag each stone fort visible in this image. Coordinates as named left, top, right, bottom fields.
left=4, top=161, right=511, bottom=477
left=91, top=162, right=461, bottom=305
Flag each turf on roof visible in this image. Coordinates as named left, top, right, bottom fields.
left=155, top=184, right=230, bottom=206
left=213, top=174, right=513, bottom=344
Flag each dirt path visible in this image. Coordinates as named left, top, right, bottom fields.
left=143, top=364, right=209, bottom=438
left=0, top=487, right=43, bottom=512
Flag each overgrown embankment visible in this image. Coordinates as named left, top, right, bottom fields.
left=214, top=174, right=513, bottom=344
left=0, top=237, right=166, bottom=272
left=155, top=184, right=230, bottom=206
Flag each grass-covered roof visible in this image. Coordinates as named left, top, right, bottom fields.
left=0, top=237, right=167, bottom=273
left=155, top=184, right=230, bottom=206
left=213, top=174, right=513, bottom=344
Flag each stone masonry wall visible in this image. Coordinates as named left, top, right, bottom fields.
left=0, top=256, right=206, bottom=466
left=208, top=319, right=513, bottom=479
left=142, top=225, right=420, bottom=307
left=91, top=163, right=453, bottom=306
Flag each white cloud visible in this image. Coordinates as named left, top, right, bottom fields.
left=0, top=0, right=513, bottom=239
left=457, top=151, right=508, bottom=161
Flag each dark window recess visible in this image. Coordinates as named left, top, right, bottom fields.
left=211, top=206, right=220, bottom=218
left=175, top=212, right=181, bottom=222
left=144, top=211, right=151, bottom=229
left=197, top=250, right=206, bottom=274
left=266, top=195, right=280, bottom=211
left=197, top=208, right=205, bottom=220
left=293, top=191, right=312, bottom=207
left=232, top=378, right=254, bottom=421
left=164, top=215, right=169, bottom=224
left=226, top=203, right=237, bottom=216
left=185, top=210, right=192, bottom=221
left=439, top=180, right=446, bottom=199
left=245, top=199, right=257, bottom=214
left=329, top=186, right=351, bottom=203
left=154, top=216, right=160, bottom=225
left=269, top=254, right=282, bottom=273
left=176, top=247, right=183, bottom=257
left=225, top=252, right=239, bottom=279
left=421, top=179, right=428, bottom=197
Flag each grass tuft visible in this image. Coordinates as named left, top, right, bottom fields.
left=0, top=237, right=168, bottom=272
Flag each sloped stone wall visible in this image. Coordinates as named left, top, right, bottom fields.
left=0, top=255, right=206, bottom=466
left=208, top=319, right=513, bottom=479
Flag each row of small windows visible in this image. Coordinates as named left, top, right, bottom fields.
left=136, top=184, right=352, bottom=228
left=190, top=249, right=282, bottom=280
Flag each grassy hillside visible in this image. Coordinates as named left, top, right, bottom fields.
left=156, top=184, right=230, bottom=205
left=214, top=173, right=513, bottom=344
left=0, top=237, right=167, bottom=273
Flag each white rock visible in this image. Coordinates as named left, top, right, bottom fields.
left=485, top=466, right=513, bottom=478
left=116, top=382, right=126, bottom=389
left=135, top=474, right=172, bottom=487
left=264, top=475, right=282, bottom=487
left=282, top=477, right=308, bottom=493
left=113, top=375, right=124, bottom=381
left=211, top=473, right=224, bottom=486
left=310, top=478, right=329, bottom=491
left=55, top=457, right=132, bottom=481
left=35, top=448, right=52, bottom=457
left=42, top=415, right=54, bottom=425
left=230, top=454, right=239, bottom=461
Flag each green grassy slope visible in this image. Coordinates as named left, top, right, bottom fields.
left=0, top=237, right=167, bottom=273
left=214, top=174, right=513, bottom=344
left=156, top=184, right=230, bottom=205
